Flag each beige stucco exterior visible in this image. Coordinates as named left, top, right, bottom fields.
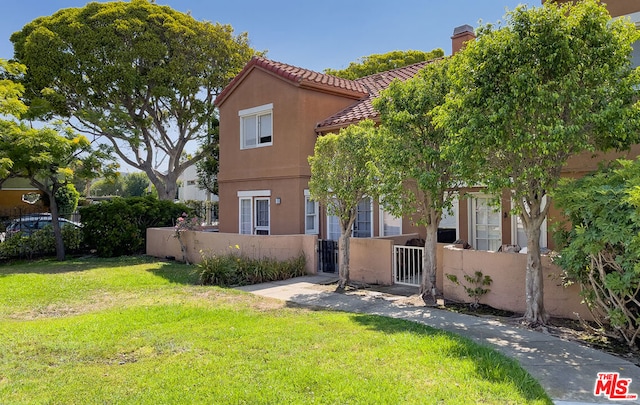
left=146, top=228, right=318, bottom=274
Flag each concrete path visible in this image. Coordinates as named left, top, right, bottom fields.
left=237, top=274, right=640, bottom=405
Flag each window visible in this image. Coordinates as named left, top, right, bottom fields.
left=304, top=190, right=318, bottom=235
left=326, top=197, right=373, bottom=240
left=511, top=197, right=547, bottom=249
left=353, top=198, right=373, bottom=238
left=470, top=194, right=501, bottom=251
left=379, top=208, right=402, bottom=237
left=239, top=103, right=273, bottom=149
left=238, top=190, right=271, bottom=235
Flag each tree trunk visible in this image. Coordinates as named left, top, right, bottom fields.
left=48, top=191, right=66, bottom=261
left=420, top=221, right=439, bottom=303
left=337, top=233, right=350, bottom=290
left=523, top=222, right=548, bottom=324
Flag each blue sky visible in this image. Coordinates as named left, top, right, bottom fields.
left=1, top=0, right=531, bottom=72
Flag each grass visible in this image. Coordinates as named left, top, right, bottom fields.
left=0, top=256, right=552, bottom=404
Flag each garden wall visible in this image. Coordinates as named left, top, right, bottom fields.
left=146, top=228, right=317, bottom=274
left=441, top=246, right=592, bottom=321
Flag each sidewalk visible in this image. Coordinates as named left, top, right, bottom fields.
left=237, top=274, right=640, bottom=405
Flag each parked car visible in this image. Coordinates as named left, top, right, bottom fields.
left=3, top=214, right=81, bottom=239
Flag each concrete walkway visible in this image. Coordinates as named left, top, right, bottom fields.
left=237, top=274, right=640, bottom=405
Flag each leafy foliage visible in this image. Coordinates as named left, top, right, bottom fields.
left=196, top=117, right=219, bottom=196
left=308, top=120, right=378, bottom=288
left=0, top=225, right=85, bottom=260
left=324, top=49, right=444, bottom=79
left=11, top=0, right=259, bottom=200
left=553, top=159, right=640, bottom=348
left=123, top=172, right=151, bottom=197
left=373, top=58, right=459, bottom=298
left=0, top=59, right=116, bottom=260
left=436, top=0, right=640, bottom=323
left=79, top=196, right=189, bottom=257
left=446, top=271, right=493, bottom=309
left=198, top=250, right=307, bottom=287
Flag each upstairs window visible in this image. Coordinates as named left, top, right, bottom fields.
left=239, top=103, right=273, bottom=149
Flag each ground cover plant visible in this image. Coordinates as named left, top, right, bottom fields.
left=0, top=256, right=551, bottom=404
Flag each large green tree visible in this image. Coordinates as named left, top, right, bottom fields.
left=437, top=0, right=640, bottom=323
left=373, top=58, right=460, bottom=302
left=11, top=0, right=258, bottom=200
left=308, top=120, right=378, bottom=290
left=324, top=49, right=444, bottom=80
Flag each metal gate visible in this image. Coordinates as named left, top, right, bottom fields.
left=318, top=239, right=338, bottom=273
left=394, top=245, right=423, bottom=286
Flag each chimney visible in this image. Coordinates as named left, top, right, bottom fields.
left=451, top=24, right=476, bottom=54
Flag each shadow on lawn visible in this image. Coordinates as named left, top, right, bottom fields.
left=0, top=255, right=120, bottom=275
left=351, top=314, right=551, bottom=403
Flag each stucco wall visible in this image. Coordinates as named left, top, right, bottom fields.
left=349, top=237, right=394, bottom=285
left=442, top=246, right=592, bottom=321
left=217, top=67, right=360, bottom=235
left=146, top=228, right=317, bottom=274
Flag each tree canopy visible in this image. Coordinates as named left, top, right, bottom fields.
left=436, top=0, right=640, bottom=323
left=324, top=49, right=444, bottom=80
left=373, top=58, right=460, bottom=301
left=11, top=0, right=259, bottom=200
left=308, top=120, right=378, bottom=289
left=0, top=59, right=115, bottom=260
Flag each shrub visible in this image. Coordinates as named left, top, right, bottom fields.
left=79, top=196, right=190, bottom=257
left=553, top=159, right=640, bottom=348
left=446, top=271, right=492, bottom=309
left=198, top=251, right=307, bottom=287
left=0, top=225, right=85, bottom=260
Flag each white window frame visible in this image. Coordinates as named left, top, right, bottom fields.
left=379, top=207, right=402, bottom=237
left=239, top=103, right=273, bottom=150
left=469, top=193, right=502, bottom=251
left=304, top=190, right=319, bottom=235
left=511, top=196, right=548, bottom=249
left=237, top=190, right=271, bottom=235
left=327, top=197, right=373, bottom=240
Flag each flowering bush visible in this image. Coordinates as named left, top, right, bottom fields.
left=174, top=212, right=201, bottom=264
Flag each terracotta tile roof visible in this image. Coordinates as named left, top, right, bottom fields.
left=215, top=56, right=369, bottom=107
left=315, top=59, right=442, bottom=133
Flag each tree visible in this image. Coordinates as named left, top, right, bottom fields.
left=90, top=176, right=125, bottom=197
left=373, top=58, right=460, bottom=302
left=124, top=172, right=151, bottom=197
left=308, top=120, right=378, bottom=290
left=0, top=59, right=115, bottom=260
left=553, top=159, right=640, bottom=348
left=1, top=124, right=114, bottom=260
left=436, top=0, right=640, bottom=323
left=11, top=0, right=258, bottom=200
left=324, top=49, right=444, bottom=80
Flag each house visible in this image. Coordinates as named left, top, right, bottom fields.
left=215, top=10, right=640, bottom=253
left=215, top=26, right=475, bottom=242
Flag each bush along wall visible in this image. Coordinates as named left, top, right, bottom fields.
left=198, top=250, right=307, bottom=287
left=553, top=158, right=640, bottom=349
left=79, top=196, right=190, bottom=257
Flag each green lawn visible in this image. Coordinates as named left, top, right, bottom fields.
left=0, top=256, right=552, bottom=404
